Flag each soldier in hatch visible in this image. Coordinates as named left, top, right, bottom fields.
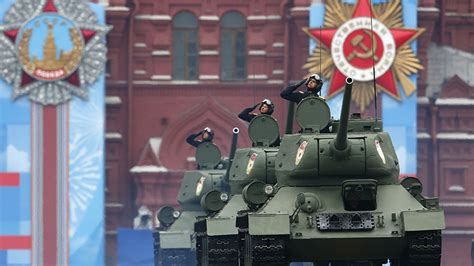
left=186, top=127, right=214, bottom=148
left=238, top=98, right=280, bottom=146
left=238, top=98, right=275, bottom=123
left=280, top=73, right=324, bottom=104
left=282, top=74, right=331, bottom=133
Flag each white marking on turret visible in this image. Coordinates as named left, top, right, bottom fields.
left=246, top=153, right=258, bottom=175
left=295, top=141, right=309, bottom=166
left=375, top=139, right=386, bottom=164
left=195, top=176, right=206, bottom=196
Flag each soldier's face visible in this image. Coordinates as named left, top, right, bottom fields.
left=260, top=104, right=269, bottom=114
left=307, top=79, right=318, bottom=89
left=202, top=132, right=209, bottom=140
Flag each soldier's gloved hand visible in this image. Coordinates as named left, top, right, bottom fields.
left=252, top=103, right=260, bottom=110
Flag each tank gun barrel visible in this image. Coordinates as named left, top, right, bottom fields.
left=334, top=77, right=353, bottom=151
left=224, top=127, right=239, bottom=183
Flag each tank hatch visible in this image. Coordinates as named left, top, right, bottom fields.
left=195, top=142, right=221, bottom=169
left=200, top=190, right=226, bottom=212
left=295, top=96, right=331, bottom=133
left=342, top=179, right=378, bottom=211
left=157, top=205, right=180, bottom=227
left=242, top=180, right=269, bottom=209
left=248, top=114, right=279, bottom=147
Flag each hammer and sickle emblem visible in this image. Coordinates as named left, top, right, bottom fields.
left=347, top=29, right=379, bottom=62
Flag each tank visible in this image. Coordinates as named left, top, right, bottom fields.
left=195, top=114, right=281, bottom=265
left=153, top=128, right=239, bottom=266
left=234, top=77, right=445, bottom=265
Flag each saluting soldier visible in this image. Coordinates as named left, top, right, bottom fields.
left=238, top=98, right=275, bottom=123
left=280, top=74, right=324, bottom=104
left=186, top=127, right=214, bottom=148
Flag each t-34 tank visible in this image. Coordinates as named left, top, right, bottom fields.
left=195, top=114, right=281, bottom=265
left=238, top=77, right=445, bottom=265
left=153, top=128, right=239, bottom=266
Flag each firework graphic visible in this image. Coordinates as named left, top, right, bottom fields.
left=69, top=135, right=102, bottom=231
left=69, top=78, right=104, bottom=237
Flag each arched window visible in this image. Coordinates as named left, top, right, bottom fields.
left=220, top=11, right=246, bottom=81
left=172, top=11, right=198, bottom=80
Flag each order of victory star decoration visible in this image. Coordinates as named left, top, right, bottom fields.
left=0, top=0, right=111, bottom=105
left=303, top=0, right=424, bottom=111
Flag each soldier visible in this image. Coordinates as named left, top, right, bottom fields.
left=239, top=98, right=281, bottom=146
left=186, top=127, right=214, bottom=148
left=238, top=98, right=275, bottom=123
left=280, top=73, right=323, bottom=104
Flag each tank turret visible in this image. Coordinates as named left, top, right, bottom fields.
left=176, top=142, right=227, bottom=213
left=236, top=77, right=445, bottom=265
left=196, top=115, right=281, bottom=265
left=227, top=114, right=279, bottom=194
left=276, top=77, right=399, bottom=187
left=154, top=128, right=239, bottom=266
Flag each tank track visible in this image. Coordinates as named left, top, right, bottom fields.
left=160, top=248, right=196, bottom=266
left=196, top=233, right=239, bottom=266
left=195, top=231, right=206, bottom=266
left=207, top=235, right=240, bottom=265
left=403, top=230, right=442, bottom=265
left=195, top=217, right=207, bottom=266
left=244, top=234, right=288, bottom=266
left=153, top=229, right=160, bottom=266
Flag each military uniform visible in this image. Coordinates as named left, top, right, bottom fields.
left=280, top=79, right=323, bottom=104
left=238, top=103, right=260, bottom=123
left=186, top=129, right=214, bottom=148
left=281, top=75, right=330, bottom=133
left=238, top=99, right=274, bottom=123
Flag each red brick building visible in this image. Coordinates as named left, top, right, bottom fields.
left=104, top=0, right=474, bottom=264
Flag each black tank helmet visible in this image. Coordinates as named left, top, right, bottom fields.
left=202, top=127, right=214, bottom=142
left=305, top=73, right=322, bottom=86
left=259, top=98, right=274, bottom=115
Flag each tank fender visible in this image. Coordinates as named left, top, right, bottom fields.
left=401, top=210, right=445, bottom=232
left=159, top=231, right=192, bottom=249
left=248, top=213, right=290, bottom=235
left=206, top=217, right=239, bottom=236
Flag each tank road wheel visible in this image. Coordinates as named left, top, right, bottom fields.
left=401, top=230, right=442, bottom=266
left=244, top=234, right=289, bottom=266
left=207, top=235, right=240, bottom=265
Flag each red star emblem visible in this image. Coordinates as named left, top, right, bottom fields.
left=2, top=0, right=97, bottom=88
left=306, top=0, right=422, bottom=100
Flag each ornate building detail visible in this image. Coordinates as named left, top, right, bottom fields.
left=159, top=98, right=252, bottom=169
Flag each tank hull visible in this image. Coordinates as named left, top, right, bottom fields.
left=245, top=185, right=444, bottom=263
left=155, top=211, right=205, bottom=266
left=197, top=195, right=248, bottom=265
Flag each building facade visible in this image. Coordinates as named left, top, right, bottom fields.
left=104, top=0, right=474, bottom=264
